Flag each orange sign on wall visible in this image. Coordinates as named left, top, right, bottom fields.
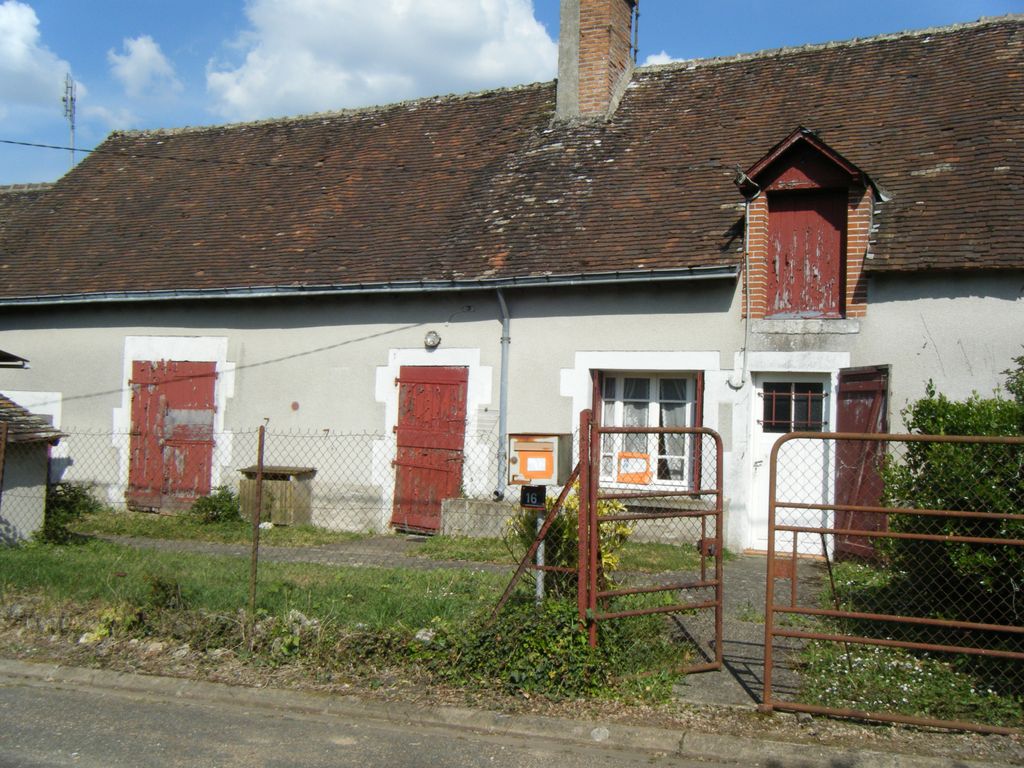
left=616, top=452, right=652, bottom=484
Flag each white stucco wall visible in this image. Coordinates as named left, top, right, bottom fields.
left=0, top=270, right=1018, bottom=544
left=855, top=273, right=1024, bottom=422
left=0, top=443, right=48, bottom=543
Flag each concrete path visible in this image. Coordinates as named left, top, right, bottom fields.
left=674, top=554, right=824, bottom=708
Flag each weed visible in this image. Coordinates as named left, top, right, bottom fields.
left=189, top=486, right=241, bottom=524
left=800, top=642, right=1022, bottom=727
left=736, top=600, right=764, bottom=624
left=37, top=482, right=104, bottom=544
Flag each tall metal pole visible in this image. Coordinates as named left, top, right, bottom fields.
left=0, top=422, right=8, bottom=512
left=62, top=74, right=76, bottom=170
left=248, top=426, right=266, bottom=619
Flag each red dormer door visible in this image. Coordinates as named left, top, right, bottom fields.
left=767, top=190, right=847, bottom=319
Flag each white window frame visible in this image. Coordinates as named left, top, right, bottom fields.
left=599, top=373, right=698, bottom=489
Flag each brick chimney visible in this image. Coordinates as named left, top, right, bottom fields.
left=556, top=0, right=637, bottom=121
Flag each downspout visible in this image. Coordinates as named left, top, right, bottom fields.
left=729, top=179, right=761, bottom=390
left=494, top=289, right=511, bottom=500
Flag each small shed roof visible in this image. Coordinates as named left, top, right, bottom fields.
left=0, top=349, right=29, bottom=368
left=0, top=393, right=63, bottom=444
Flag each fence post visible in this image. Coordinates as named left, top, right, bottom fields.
left=0, top=422, right=8, bottom=512
left=248, top=426, right=266, bottom=619
left=535, top=512, right=545, bottom=603
left=587, top=409, right=601, bottom=648
left=577, top=409, right=591, bottom=631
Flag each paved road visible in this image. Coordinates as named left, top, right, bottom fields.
left=0, top=672, right=735, bottom=768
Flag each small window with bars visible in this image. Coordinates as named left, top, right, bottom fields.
left=761, top=382, right=827, bottom=433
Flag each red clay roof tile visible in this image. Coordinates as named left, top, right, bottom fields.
left=0, top=17, right=1020, bottom=303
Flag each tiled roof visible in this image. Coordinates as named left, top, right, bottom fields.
left=0, top=184, right=52, bottom=257
left=0, top=393, right=63, bottom=444
left=0, top=17, right=1019, bottom=303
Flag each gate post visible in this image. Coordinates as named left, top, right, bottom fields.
left=577, top=409, right=592, bottom=631
left=587, top=405, right=601, bottom=648
left=761, top=435, right=784, bottom=713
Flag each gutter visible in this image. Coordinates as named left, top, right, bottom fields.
left=0, top=265, right=739, bottom=308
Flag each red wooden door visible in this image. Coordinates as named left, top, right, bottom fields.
left=767, top=191, right=846, bottom=318
left=127, top=360, right=217, bottom=512
left=391, top=366, right=468, bottom=533
left=834, top=365, right=889, bottom=560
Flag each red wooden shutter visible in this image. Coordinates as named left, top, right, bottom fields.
left=834, top=365, right=889, bottom=560
left=391, top=366, right=468, bottom=533
left=767, top=191, right=847, bottom=319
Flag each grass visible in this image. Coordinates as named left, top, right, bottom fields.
left=0, top=539, right=687, bottom=703
left=73, top=509, right=366, bottom=548
left=795, top=559, right=1023, bottom=728
left=618, top=541, right=702, bottom=572
left=0, top=539, right=506, bottom=630
left=800, top=642, right=1022, bottom=728
left=413, top=535, right=514, bottom=564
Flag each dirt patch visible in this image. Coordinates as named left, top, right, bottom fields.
left=1, top=593, right=1020, bottom=765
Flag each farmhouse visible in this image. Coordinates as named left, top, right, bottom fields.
left=0, top=2, right=1020, bottom=552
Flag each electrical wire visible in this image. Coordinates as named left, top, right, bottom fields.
left=0, top=138, right=315, bottom=172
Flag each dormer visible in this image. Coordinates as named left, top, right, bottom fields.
left=737, top=128, right=879, bottom=320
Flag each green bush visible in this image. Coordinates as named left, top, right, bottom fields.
left=505, top=485, right=631, bottom=597
left=428, top=597, right=677, bottom=700
left=37, top=482, right=104, bottom=544
left=189, top=486, right=241, bottom=524
left=881, top=378, right=1024, bottom=626
left=1003, top=349, right=1024, bottom=406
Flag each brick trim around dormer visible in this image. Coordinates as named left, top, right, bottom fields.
left=742, top=185, right=872, bottom=320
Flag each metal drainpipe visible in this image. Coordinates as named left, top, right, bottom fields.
left=729, top=185, right=761, bottom=390
left=494, top=289, right=511, bottom=500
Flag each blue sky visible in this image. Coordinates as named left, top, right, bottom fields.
left=1, top=0, right=1020, bottom=184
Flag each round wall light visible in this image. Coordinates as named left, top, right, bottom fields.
left=424, top=330, right=442, bottom=349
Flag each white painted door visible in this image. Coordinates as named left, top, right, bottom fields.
left=749, top=374, right=834, bottom=555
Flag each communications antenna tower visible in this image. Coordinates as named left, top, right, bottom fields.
left=62, top=73, right=76, bottom=169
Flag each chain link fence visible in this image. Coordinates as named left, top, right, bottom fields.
left=47, top=427, right=512, bottom=534
left=765, top=433, right=1024, bottom=734
left=574, top=421, right=723, bottom=674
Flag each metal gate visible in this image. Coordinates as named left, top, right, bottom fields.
left=764, top=431, right=1024, bottom=735
left=577, top=408, right=724, bottom=673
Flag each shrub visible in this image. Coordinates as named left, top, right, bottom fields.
left=1003, top=349, right=1024, bottom=406
left=505, top=485, right=631, bottom=597
left=430, top=597, right=677, bottom=700
left=37, top=482, right=104, bottom=544
left=881, top=379, right=1024, bottom=626
left=189, top=486, right=241, bottom=524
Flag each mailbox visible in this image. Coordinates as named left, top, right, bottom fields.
left=507, top=433, right=571, bottom=486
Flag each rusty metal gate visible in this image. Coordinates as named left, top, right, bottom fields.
left=578, top=408, right=724, bottom=673
left=764, top=431, right=1024, bottom=735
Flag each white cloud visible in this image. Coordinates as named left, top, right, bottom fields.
left=82, top=103, right=138, bottom=129
left=207, top=0, right=557, bottom=121
left=108, top=35, right=182, bottom=98
left=643, top=51, right=683, bottom=66
left=0, top=1, right=72, bottom=110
